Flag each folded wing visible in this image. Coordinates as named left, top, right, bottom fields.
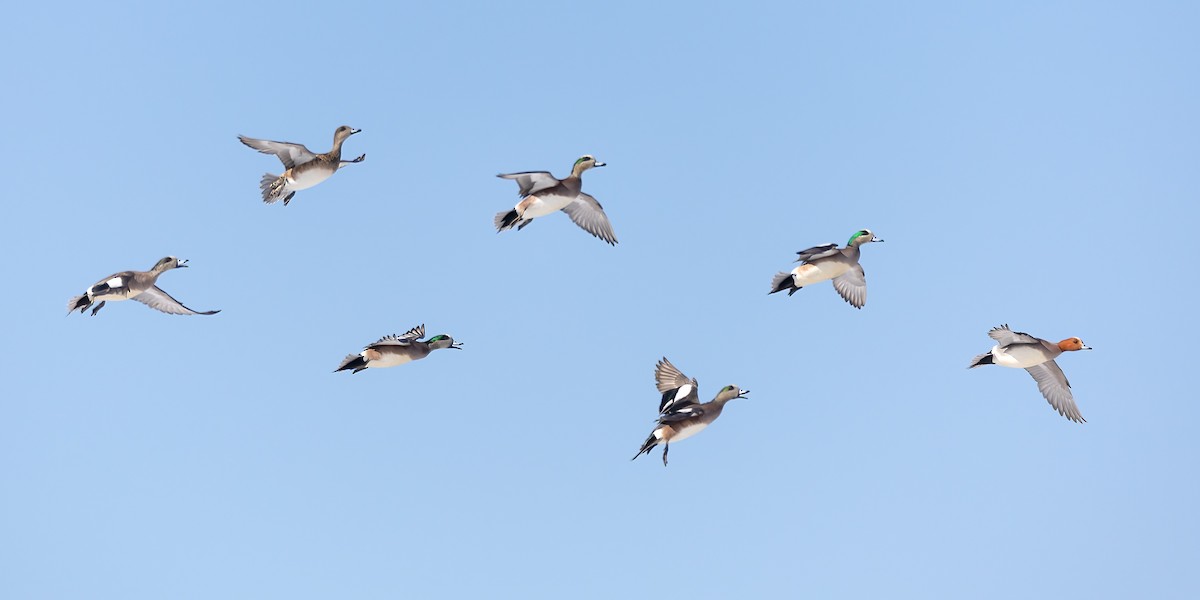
left=988, top=324, right=1042, bottom=347
left=795, top=244, right=840, bottom=263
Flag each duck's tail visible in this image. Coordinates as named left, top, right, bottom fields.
left=968, top=352, right=994, bottom=369
left=259, top=173, right=295, bottom=205
left=768, top=272, right=801, bottom=296
left=631, top=432, right=658, bottom=461
left=66, top=293, right=90, bottom=315
left=494, top=208, right=523, bottom=232
left=335, top=354, right=368, bottom=374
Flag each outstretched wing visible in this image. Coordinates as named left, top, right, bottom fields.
left=561, top=193, right=618, bottom=245
left=655, top=357, right=699, bottom=414
left=795, top=243, right=840, bottom=264
left=370, top=324, right=425, bottom=346
left=497, top=171, right=559, bottom=197
left=988, top=324, right=1042, bottom=348
left=1025, top=360, right=1086, bottom=423
left=238, top=135, right=318, bottom=169
left=655, top=358, right=694, bottom=392
left=831, top=264, right=867, bottom=309
left=131, top=286, right=220, bottom=316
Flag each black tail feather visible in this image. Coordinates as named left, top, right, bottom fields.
left=497, top=209, right=520, bottom=231
left=769, top=272, right=800, bottom=296
left=632, top=433, right=658, bottom=461
left=335, top=355, right=368, bottom=373
left=968, top=352, right=994, bottom=368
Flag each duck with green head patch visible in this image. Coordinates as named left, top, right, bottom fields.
left=334, top=324, right=463, bottom=374
left=493, top=155, right=618, bottom=245
left=632, top=357, right=749, bottom=466
left=768, top=229, right=884, bottom=309
left=67, top=256, right=221, bottom=317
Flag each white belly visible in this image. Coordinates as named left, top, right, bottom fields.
left=367, top=353, right=414, bottom=369
left=520, top=192, right=575, bottom=218
left=791, top=261, right=850, bottom=287
left=657, top=421, right=709, bottom=443
left=992, top=344, right=1051, bottom=369
left=286, top=167, right=335, bottom=191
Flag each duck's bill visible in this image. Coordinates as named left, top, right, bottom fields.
left=451, top=342, right=464, bottom=349
left=738, top=389, right=750, bottom=398
left=593, top=161, right=607, bottom=167
left=350, top=128, right=362, bottom=134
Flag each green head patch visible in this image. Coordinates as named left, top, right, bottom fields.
left=847, top=230, right=870, bottom=246
left=428, top=335, right=448, bottom=343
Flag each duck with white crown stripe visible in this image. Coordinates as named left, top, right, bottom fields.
left=494, top=155, right=618, bottom=245
left=769, top=229, right=884, bottom=309
left=633, top=357, right=749, bottom=466
left=67, top=256, right=220, bottom=317
left=334, top=325, right=462, bottom=374
left=238, top=125, right=365, bottom=205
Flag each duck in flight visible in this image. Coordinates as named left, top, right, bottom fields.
left=969, top=324, right=1092, bottom=423
left=633, top=357, right=748, bottom=466
left=769, top=229, right=884, bottom=309
left=335, top=325, right=463, bottom=374
left=67, top=256, right=220, bottom=317
left=494, top=155, right=618, bottom=245
left=239, top=125, right=365, bottom=205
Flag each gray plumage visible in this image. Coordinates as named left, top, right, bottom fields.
left=769, top=229, right=883, bottom=308
left=334, top=325, right=463, bottom=374
left=494, top=155, right=618, bottom=245
left=239, top=125, right=365, bottom=205
left=633, top=357, right=748, bottom=466
left=67, top=256, right=220, bottom=317
left=969, top=324, right=1092, bottom=423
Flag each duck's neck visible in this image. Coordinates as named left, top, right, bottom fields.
left=569, top=163, right=588, bottom=178
left=329, top=134, right=346, bottom=158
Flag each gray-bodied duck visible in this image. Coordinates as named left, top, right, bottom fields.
left=632, top=357, right=748, bottom=466
left=769, top=229, right=884, bottom=309
left=969, top=324, right=1092, bottom=423
left=67, top=256, right=220, bottom=316
left=494, top=155, right=618, bottom=245
left=239, top=125, right=365, bottom=205
left=335, top=325, right=462, bottom=374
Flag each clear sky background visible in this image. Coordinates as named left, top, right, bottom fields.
left=2, top=1, right=1197, bottom=598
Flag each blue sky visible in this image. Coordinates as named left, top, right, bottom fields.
left=2, top=1, right=1197, bottom=598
